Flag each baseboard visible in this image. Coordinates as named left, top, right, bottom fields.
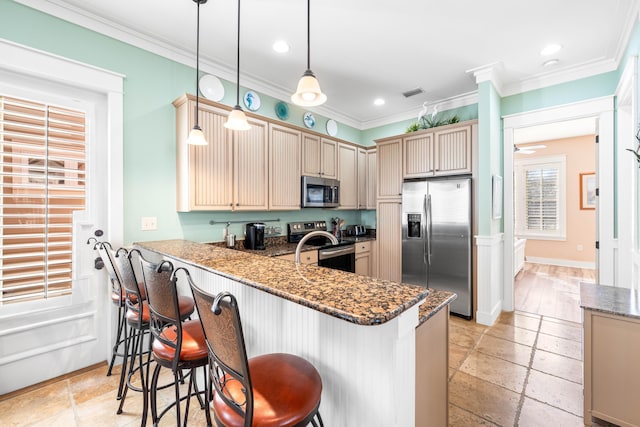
left=526, top=256, right=595, bottom=270
left=476, top=300, right=502, bottom=326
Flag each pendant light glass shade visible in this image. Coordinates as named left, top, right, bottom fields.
left=225, top=0, right=251, bottom=131
left=291, top=0, right=326, bottom=107
left=188, top=0, right=208, bottom=145
left=187, top=125, right=208, bottom=145
left=224, top=106, right=251, bottom=131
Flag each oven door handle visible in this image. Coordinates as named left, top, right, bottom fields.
left=318, top=246, right=355, bottom=259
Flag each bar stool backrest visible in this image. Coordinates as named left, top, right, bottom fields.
left=190, top=282, right=253, bottom=424
left=96, top=242, right=123, bottom=305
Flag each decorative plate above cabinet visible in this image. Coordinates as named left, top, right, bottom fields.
left=303, top=111, right=316, bottom=128
left=275, top=101, right=289, bottom=120
left=326, top=119, right=338, bottom=136
left=243, top=90, right=261, bottom=111
left=199, top=74, right=224, bottom=101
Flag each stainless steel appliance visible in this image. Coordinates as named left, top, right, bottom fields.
left=402, top=177, right=472, bottom=319
left=288, top=220, right=355, bottom=273
left=244, top=223, right=265, bottom=250
left=344, top=224, right=367, bottom=237
left=301, top=176, right=340, bottom=208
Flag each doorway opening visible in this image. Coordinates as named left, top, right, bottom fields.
left=512, top=119, right=597, bottom=322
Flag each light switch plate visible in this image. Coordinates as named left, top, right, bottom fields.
left=141, top=217, right=157, bottom=231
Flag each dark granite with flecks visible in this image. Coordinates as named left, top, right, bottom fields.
left=418, top=289, right=457, bottom=326
left=135, top=239, right=429, bottom=326
left=580, top=282, right=640, bottom=319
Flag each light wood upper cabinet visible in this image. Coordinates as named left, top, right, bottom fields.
left=302, top=134, right=338, bottom=178
left=434, top=125, right=472, bottom=175
left=401, top=123, right=472, bottom=178
left=403, top=132, right=434, bottom=178
left=357, top=148, right=367, bottom=209
left=338, top=143, right=358, bottom=209
left=376, top=138, right=403, bottom=199
left=175, top=98, right=233, bottom=211
left=366, top=149, right=377, bottom=209
left=233, top=116, right=269, bottom=211
left=269, top=124, right=301, bottom=210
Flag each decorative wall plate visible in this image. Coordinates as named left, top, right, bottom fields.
left=303, top=112, right=315, bottom=129
left=243, top=90, right=261, bottom=111
left=199, top=74, right=224, bottom=101
left=275, top=101, right=289, bottom=120
left=326, top=119, right=338, bottom=136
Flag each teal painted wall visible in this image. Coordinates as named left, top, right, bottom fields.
left=0, top=1, right=364, bottom=244
left=477, top=82, right=502, bottom=235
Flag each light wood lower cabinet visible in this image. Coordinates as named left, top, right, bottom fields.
left=276, top=250, right=318, bottom=265
left=415, top=307, right=449, bottom=427
left=583, top=309, right=640, bottom=427
left=355, top=240, right=372, bottom=276
left=376, top=200, right=402, bottom=282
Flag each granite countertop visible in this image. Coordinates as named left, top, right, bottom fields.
left=136, top=239, right=428, bottom=326
left=418, top=289, right=458, bottom=326
left=580, top=282, right=640, bottom=319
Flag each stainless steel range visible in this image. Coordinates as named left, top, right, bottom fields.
left=287, top=221, right=355, bottom=273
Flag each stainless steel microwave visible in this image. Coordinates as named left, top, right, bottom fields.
left=301, top=176, right=340, bottom=208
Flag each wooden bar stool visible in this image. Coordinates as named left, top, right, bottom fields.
left=189, top=280, right=324, bottom=427
left=137, top=259, right=211, bottom=427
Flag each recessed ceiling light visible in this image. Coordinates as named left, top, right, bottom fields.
left=272, top=40, right=290, bottom=53
left=543, top=58, right=560, bottom=67
left=374, top=98, right=385, bottom=106
left=540, top=44, right=562, bottom=56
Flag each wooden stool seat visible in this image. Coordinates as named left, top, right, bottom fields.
left=213, top=353, right=322, bottom=427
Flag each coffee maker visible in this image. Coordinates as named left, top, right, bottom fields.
left=244, top=223, right=265, bottom=250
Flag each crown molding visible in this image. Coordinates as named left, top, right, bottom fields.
left=466, top=62, right=506, bottom=96
left=361, top=91, right=479, bottom=130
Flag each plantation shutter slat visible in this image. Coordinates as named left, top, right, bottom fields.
left=0, top=95, right=86, bottom=304
left=525, top=166, right=559, bottom=232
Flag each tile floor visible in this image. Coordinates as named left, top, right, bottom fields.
left=448, top=310, right=590, bottom=426
left=0, top=310, right=607, bottom=426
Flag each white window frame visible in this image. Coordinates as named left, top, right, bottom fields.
left=514, top=154, right=567, bottom=241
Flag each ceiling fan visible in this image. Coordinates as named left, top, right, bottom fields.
left=514, top=144, right=547, bottom=154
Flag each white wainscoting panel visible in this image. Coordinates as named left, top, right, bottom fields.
left=475, top=233, right=504, bottom=325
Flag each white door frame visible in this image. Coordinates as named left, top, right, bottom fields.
left=0, top=39, right=124, bottom=393
left=502, top=96, right=614, bottom=311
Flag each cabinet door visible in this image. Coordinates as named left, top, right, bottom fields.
left=366, top=149, right=377, bottom=209
left=434, top=125, right=471, bottom=175
left=233, top=117, right=268, bottom=210
left=403, top=132, right=434, bottom=178
left=355, top=253, right=370, bottom=276
left=377, top=139, right=403, bottom=199
left=357, top=148, right=367, bottom=209
left=269, top=124, right=301, bottom=210
left=176, top=99, right=232, bottom=211
left=301, top=133, right=321, bottom=176
left=338, top=143, right=358, bottom=209
left=376, top=200, right=402, bottom=282
left=320, top=138, right=338, bottom=179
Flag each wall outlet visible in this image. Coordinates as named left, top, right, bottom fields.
left=141, top=217, right=157, bottom=231
left=577, top=244, right=584, bottom=252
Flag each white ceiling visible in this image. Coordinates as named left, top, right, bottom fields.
left=514, top=117, right=597, bottom=144
left=18, top=0, right=638, bottom=129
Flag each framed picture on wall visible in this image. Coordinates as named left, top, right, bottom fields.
left=580, top=172, right=596, bottom=210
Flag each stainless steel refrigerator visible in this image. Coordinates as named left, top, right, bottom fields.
left=402, top=177, right=472, bottom=318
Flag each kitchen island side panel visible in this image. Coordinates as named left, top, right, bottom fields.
left=176, top=261, right=420, bottom=427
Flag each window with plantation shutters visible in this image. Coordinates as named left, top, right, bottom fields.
left=0, top=95, right=86, bottom=304
left=514, top=155, right=566, bottom=240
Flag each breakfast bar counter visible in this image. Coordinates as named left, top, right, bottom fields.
left=136, top=239, right=449, bottom=426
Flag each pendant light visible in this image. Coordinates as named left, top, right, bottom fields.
left=225, top=0, right=251, bottom=131
left=187, top=0, right=209, bottom=145
left=291, top=0, right=326, bottom=107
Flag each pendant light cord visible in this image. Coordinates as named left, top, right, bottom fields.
left=195, top=0, right=201, bottom=127
left=306, top=0, right=311, bottom=70
left=235, top=0, right=241, bottom=106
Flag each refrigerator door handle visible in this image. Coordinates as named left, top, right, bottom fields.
left=427, top=194, right=432, bottom=265
left=423, top=194, right=428, bottom=265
